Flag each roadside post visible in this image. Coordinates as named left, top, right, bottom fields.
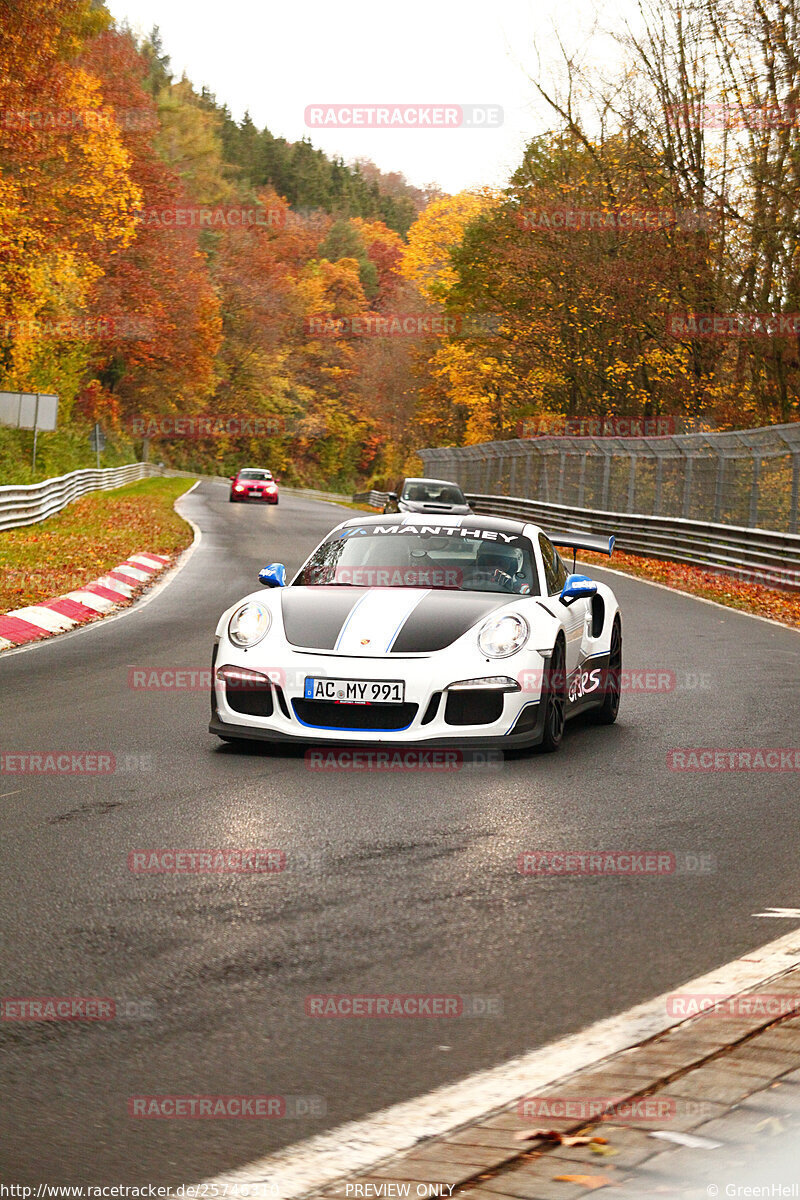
left=89, top=422, right=106, bottom=469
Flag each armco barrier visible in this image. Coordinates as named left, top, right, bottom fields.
left=282, top=486, right=353, bottom=504
left=353, top=490, right=390, bottom=509
left=465, top=493, right=800, bottom=592
left=5, top=464, right=793, bottom=591
left=0, top=463, right=158, bottom=532
left=352, top=488, right=799, bottom=591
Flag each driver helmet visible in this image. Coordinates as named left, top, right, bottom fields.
left=475, top=544, right=523, bottom=577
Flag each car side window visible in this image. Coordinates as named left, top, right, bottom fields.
left=538, top=534, right=560, bottom=595
left=554, top=552, right=568, bottom=591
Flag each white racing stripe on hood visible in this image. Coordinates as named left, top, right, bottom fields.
left=334, top=588, right=431, bottom=654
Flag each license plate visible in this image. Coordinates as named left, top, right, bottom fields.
left=304, top=677, right=405, bottom=704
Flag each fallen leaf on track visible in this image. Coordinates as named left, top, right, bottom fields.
left=514, top=1130, right=608, bottom=1144
left=553, top=1174, right=612, bottom=1189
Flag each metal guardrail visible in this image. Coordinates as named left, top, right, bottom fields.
left=7, top=463, right=790, bottom=591
left=465, top=493, right=800, bottom=592
left=283, top=486, right=353, bottom=505
left=351, top=487, right=798, bottom=590
left=0, top=463, right=158, bottom=532
left=353, top=490, right=390, bottom=508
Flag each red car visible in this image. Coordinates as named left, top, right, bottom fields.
left=229, top=468, right=279, bottom=505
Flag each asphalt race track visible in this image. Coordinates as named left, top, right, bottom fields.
left=2, top=480, right=799, bottom=1184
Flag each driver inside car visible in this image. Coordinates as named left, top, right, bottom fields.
left=470, top=544, right=531, bottom=593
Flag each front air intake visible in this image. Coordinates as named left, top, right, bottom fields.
left=444, top=690, right=504, bottom=726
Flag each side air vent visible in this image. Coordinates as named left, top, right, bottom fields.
left=591, top=594, right=605, bottom=638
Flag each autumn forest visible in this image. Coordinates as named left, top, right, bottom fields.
left=1, top=0, right=798, bottom=488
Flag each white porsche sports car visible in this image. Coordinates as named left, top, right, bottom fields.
left=209, top=513, right=621, bottom=752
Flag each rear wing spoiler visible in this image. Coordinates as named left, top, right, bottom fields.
left=550, top=531, right=615, bottom=558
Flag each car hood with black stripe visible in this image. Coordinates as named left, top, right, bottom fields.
left=279, top=586, right=509, bottom=655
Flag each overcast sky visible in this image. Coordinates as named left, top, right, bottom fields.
left=106, top=0, right=629, bottom=194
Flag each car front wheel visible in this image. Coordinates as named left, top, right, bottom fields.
left=536, top=636, right=566, bottom=753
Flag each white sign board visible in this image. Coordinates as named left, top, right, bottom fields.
left=0, top=392, right=59, bottom=430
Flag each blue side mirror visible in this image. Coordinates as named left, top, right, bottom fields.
left=560, top=573, right=597, bottom=606
left=259, top=563, right=286, bottom=588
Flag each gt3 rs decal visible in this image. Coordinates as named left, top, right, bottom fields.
left=568, top=666, right=602, bottom=703
left=566, top=654, right=611, bottom=705
left=280, top=587, right=507, bottom=653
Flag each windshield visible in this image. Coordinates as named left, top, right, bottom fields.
left=238, top=470, right=272, bottom=481
left=401, top=482, right=465, bottom=504
left=295, top=526, right=539, bottom=595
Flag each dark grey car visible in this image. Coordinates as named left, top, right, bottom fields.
left=383, top=477, right=472, bottom=515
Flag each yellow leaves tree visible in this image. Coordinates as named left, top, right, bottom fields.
left=0, top=2, right=141, bottom=402
left=401, top=191, right=497, bottom=303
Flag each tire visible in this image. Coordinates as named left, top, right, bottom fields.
left=536, top=636, right=566, bottom=753
left=589, top=617, right=622, bottom=725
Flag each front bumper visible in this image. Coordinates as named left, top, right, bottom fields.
left=231, top=490, right=278, bottom=502
left=209, top=639, right=549, bottom=749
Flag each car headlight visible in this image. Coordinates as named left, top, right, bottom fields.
left=478, top=613, right=529, bottom=658
left=228, top=602, right=271, bottom=648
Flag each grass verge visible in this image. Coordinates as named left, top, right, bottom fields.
left=580, top=547, right=800, bottom=630
left=0, top=477, right=195, bottom=611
